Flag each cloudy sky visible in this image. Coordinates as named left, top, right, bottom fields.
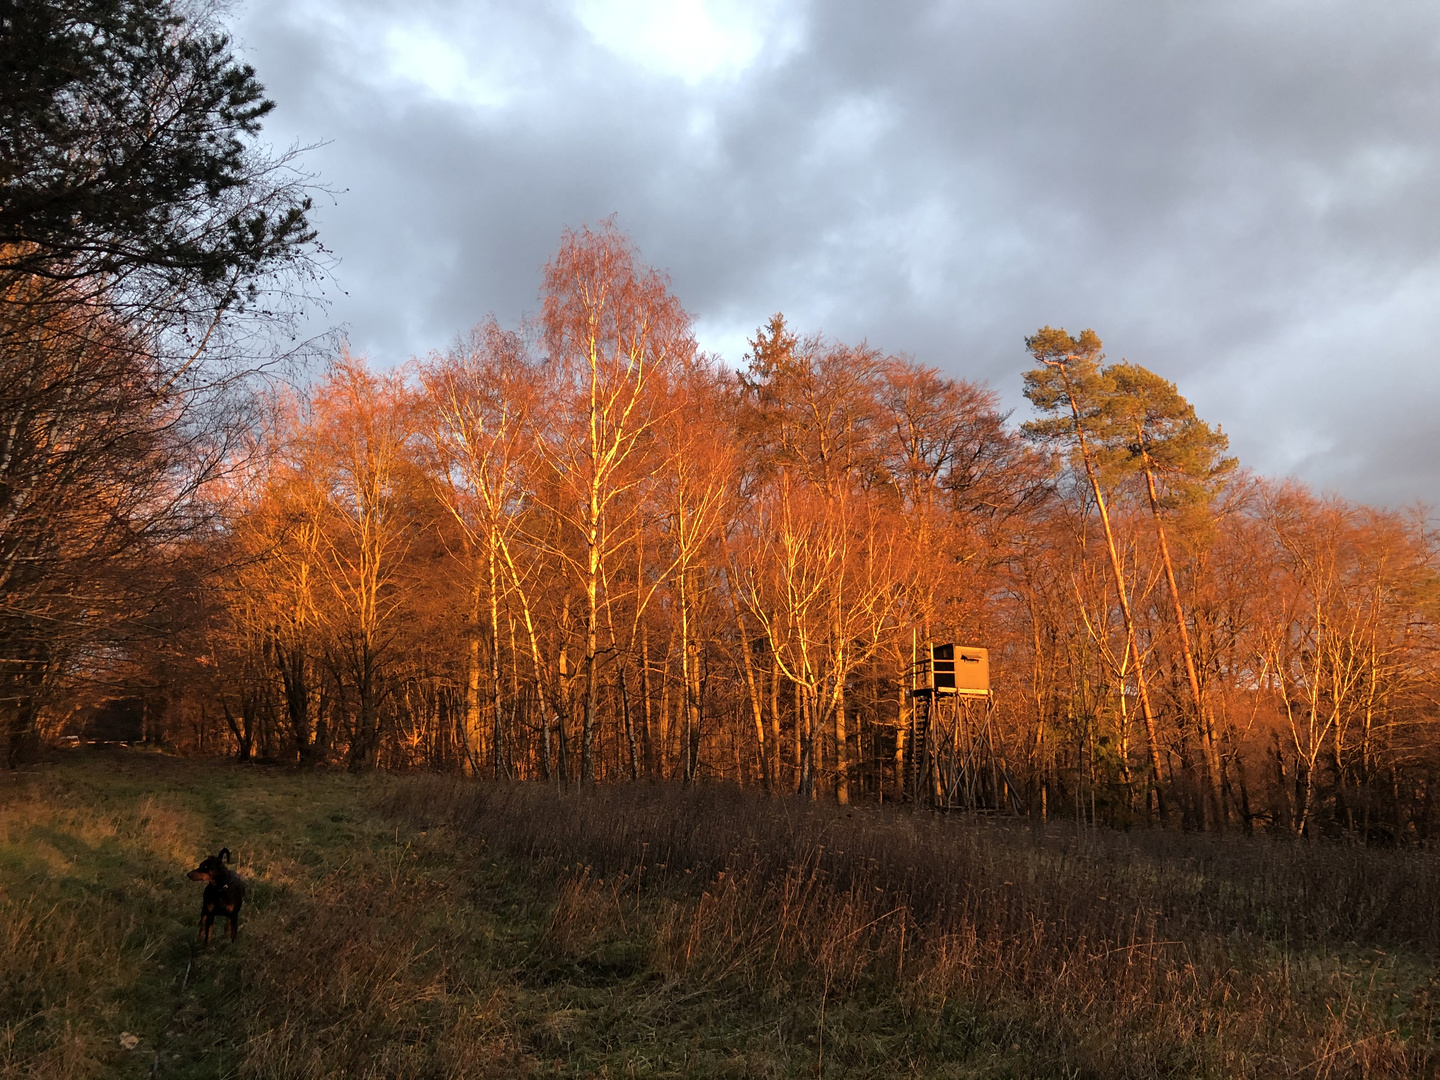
left=232, top=0, right=1440, bottom=509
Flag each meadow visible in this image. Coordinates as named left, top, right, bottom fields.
left=1, top=752, right=1436, bottom=1078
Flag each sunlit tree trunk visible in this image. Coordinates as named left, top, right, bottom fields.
left=463, top=577, right=483, bottom=774
left=735, top=606, right=772, bottom=792
left=1140, top=462, right=1223, bottom=827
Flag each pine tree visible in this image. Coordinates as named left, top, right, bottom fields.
left=1022, top=327, right=1169, bottom=819
left=1098, top=363, right=1235, bottom=829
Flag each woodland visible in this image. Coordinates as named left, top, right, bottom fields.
left=4, top=0, right=1439, bottom=843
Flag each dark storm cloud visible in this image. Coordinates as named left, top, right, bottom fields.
left=234, top=0, right=1440, bottom=508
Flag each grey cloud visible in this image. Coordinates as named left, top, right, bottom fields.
left=235, top=0, right=1440, bottom=507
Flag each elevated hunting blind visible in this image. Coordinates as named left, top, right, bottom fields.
left=911, top=643, right=990, bottom=697
left=904, top=641, right=1013, bottom=811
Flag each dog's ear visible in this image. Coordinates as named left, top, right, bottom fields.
left=219, top=848, right=231, bottom=864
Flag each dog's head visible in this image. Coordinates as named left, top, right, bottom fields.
left=187, top=848, right=232, bottom=883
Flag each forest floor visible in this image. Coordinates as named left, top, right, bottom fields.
left=2, top=751, right=1438, bottom=1079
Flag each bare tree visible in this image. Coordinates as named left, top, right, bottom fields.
left=537, top=223, right=691, bottom=783
left=419, top=320, right=539, bottom=776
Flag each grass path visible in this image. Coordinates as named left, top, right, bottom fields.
left=1, top=754, right=530, bottom=1078
left=3, top=754, right=404, bottom=1077
left=0, top=754, right=998, bottom=1079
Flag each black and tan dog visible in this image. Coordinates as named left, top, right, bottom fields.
left=187, top=848, right=246, bottom=945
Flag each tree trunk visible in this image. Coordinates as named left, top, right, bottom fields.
left=641, top=626, right=655, bottom=778
left=619, top=664, right=640, bottom=780
left=798, top=686, right=815, bottom=799
left=463, top=580, right=483, bottom=776
left=792, top=678, right=802, bottom=791
left=769, top=655, right=782, bottom=793
left=488, top=539, right=504, bottom=779
left=582, top=480, right=600, bottom=783
left=658, top=643, right=672, bottom=780
left=1141, top=460, right=1222, bottom=830
left=277, top=641, right=312, bottom=764
left=735, top=609, right=772, bottom=793
left=224, top=700, right=253, bottom=762
left=831, top=672, right=849, bottom=804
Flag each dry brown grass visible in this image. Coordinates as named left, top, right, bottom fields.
left=383, top=778, right=1440, bottom=1078
left=3, top=754, right=1437, bottom=1078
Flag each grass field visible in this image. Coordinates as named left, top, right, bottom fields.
left=1, top=753, right=1437, bottom=1078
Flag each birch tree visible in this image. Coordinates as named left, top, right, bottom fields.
left=419, top=320, right=538, bottom=776
left=539, top=223, right=691, bottom=783
left=311, top=354, right=415, bottom=770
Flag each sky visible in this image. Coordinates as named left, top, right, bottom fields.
left=232, top=0, right=1440, bottom=510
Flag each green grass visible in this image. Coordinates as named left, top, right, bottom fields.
left=1, top=753, right=1436, bottom=1078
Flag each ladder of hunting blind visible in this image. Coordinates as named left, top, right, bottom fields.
left=908, top=695, right=930, bottom=802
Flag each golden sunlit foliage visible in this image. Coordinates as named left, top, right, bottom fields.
left=40, top=225, right=1440, bottom=839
